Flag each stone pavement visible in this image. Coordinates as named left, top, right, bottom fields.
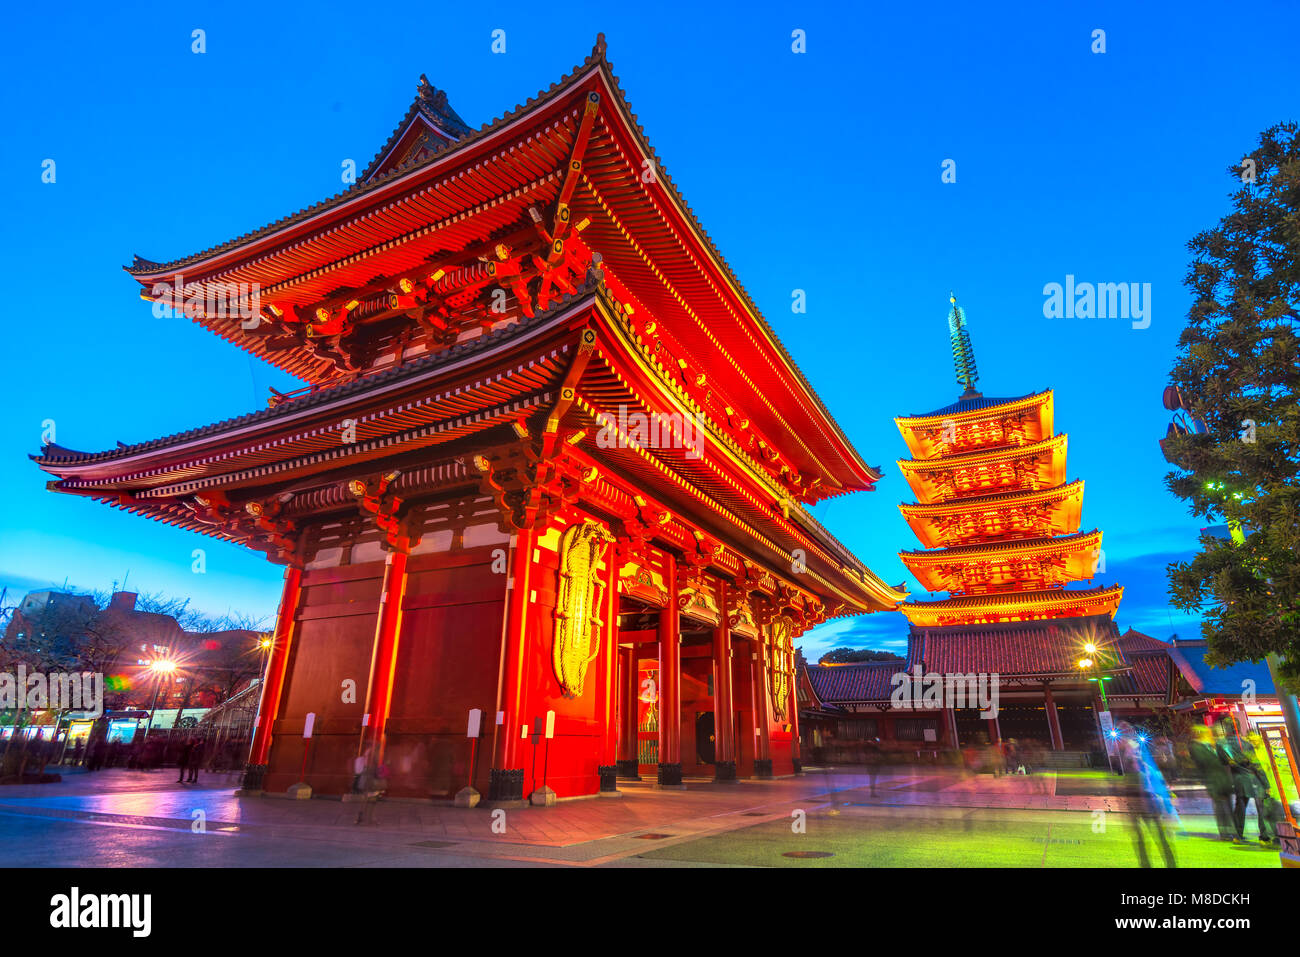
left=0, top=765, right=1221, bottom=867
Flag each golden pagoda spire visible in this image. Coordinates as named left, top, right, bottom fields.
left=948, top=292, right=981, bottom=399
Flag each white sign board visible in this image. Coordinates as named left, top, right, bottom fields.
left=467, top=708, right=482, bottom=738
left=1098, top=710, right=1117, bottom=755
left=303, top=712, right=316, bottom=739
left=545, top=710, right=556, bottom=740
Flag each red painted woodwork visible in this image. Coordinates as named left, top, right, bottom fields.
left=658, top=553, right=681, bottom=770
left=249, top=565, right=302, bottom=767
left=712, top=584, right=735, bottom=767
left=36, top=43, right=910, bottom=802
left=498, top=528, right=536, bottom=774
left=264, top=563, right=384, bottom=794
left=598, top=553, right=619, bottom=771
left=363, top=550, right=409, bottom=764
left=386, top=549, right=505, bottom=797
left=734, top=642, right=757, bottom=778
left=617, top=646, right=636, bottom=764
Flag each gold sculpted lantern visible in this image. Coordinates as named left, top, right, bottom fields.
left=769, top=617, right=791, bottom=720
left=553, top=521, right=614, bottom=698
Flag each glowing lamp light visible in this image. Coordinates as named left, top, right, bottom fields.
left=1078, top=658, right=1093, bottom=669
left=150, top=660, right=176, bottom=675
left=260, top=638, right=272, bottom=649
left=1084, top=642, right=1097, bottom=654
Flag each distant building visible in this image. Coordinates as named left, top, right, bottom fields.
left=798, top=626, right=1290, bottom=761
left=1165, top=635, right=1285, bottom=734
left=5, top=590, right=98, bottom=658
left=2, top=589, right=263, bottom=714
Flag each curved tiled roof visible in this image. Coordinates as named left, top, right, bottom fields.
left=899, top=479, right=1085, bottom=518
left=121, top=35, right=878, bottom=494
left=1118, top=627, right=1170, bottom=652
left=912, top=615, right=1123, bottom=677
left=909, top=393, right=1036, bottom=419
left=897, top=389, right=1053, bottom=424
left=900, top=529, right=1101, bottom=562
left=1166, top=639, right=1277, bottom=697
left=1109, top=650, right=1172, bottom=698
left=898, top=434, right=1067, bottom=475
left=360, top=75, right=473, bottom=182
left=125, top=47, right=605, bottom=278
left=901, top=583, right=1123, bottom=616
left=806, top=660, right=907, bottom=703
left=34, top=281, right=600, bottom=470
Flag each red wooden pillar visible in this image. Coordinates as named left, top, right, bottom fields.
left=597, top=550, right=619, bottom=792
left=712, top=581, right=736, bottom=781
left=787, top=644, right=802, bottom=773
left=617, top=646, right=639, bottom=777
left=753, top=638, right=772, bottom=777
left=735, top=642, right=756, bottom=777
left=491, top=528, right=535, bottom=800
left=360, top=549, right=409, bottom=766
left=657, top=552, right=682, bottom=786
left=246, top=565, right=302, bottom=783
left=1043, top=684, right=1064, bottom=751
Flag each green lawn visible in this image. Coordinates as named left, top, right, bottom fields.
left=638, top=807, right=1283, bottom=868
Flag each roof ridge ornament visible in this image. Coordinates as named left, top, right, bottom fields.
left=947, top=292, right=981, bottom=399
left=414, top=74, right=470, bottom=135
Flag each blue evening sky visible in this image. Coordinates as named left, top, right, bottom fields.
left=1, top=2, right=1293, bottom=653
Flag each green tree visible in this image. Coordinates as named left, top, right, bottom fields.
left=817, top=647, right=904, bottom=665
left=1164, top=122, right=1300, bottom=683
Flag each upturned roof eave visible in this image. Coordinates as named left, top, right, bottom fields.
left=894, top=389, right=1054, bottom=427
left=122, top=38, right=879, bottom=494
left=899, top=478, right=1086, bottom=518
left=899, top=528, right=1103, bottom=563
left=34, top=285, right=602, bottom=478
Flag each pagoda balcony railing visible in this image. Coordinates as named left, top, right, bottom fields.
left=950, top=579, right=1057, bottom=597
left=946, top=479, right=1043, bottom=499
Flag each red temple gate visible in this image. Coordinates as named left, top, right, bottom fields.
left=35, top=38, right=905, bottom=800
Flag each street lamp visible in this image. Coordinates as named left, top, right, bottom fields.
left=1076, top=648, right=1111, bottom=709
left=1078, top=647, right=1116, bottom=771
left=258, top=634, right=273, bottom=684
left=142, top=659, right=176, bottom=740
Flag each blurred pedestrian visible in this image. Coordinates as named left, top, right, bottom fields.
left=1123, top=724, right=1177, bottom=867
left=1188, top=725, right=1234, bottom=840
left=176, top=738, right=193, bottom=784
left=864, top=737, right=882, bottom=796
left=1226, top=732, right=1279, bottom=847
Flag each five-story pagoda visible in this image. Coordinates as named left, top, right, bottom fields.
left=892, top=296, right=1126, bottom=751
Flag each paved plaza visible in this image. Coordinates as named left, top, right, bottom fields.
left=0, top=766, right=1281, bottom=868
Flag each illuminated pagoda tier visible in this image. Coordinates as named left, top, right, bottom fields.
left=884, top=296, right=1127, bottom=752
left=895, top=297, right=1122, bottom=627
left=34, top=38, right=906, bottom=800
